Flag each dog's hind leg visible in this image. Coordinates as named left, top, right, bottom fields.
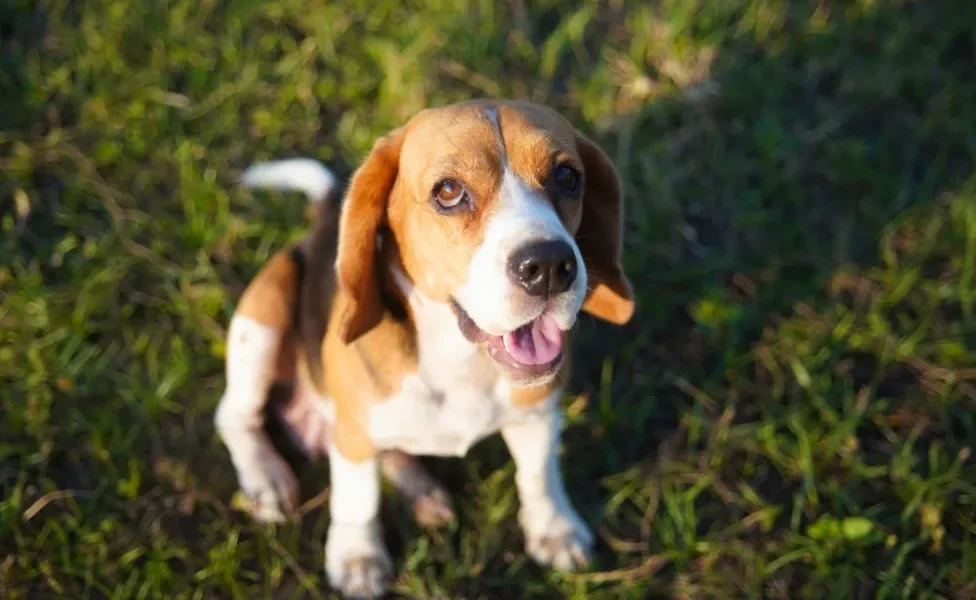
left=215, top=251, right=302, bottom=523
left=270, top=386, right=455, bottom=528
left=266, top=374, right=455, bottom=529
left=379, top=450, right=455, bottom=528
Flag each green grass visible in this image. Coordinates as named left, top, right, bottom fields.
left=2, top=0, right=976, bottom=597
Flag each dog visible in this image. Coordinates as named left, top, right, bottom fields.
left=214, top=99, right=635, bottom=598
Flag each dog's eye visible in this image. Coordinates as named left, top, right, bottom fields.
left=432, top=178, right=468, bottom=211
left=553, top=164, right=581, bottom=194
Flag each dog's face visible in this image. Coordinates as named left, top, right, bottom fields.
left=335, top=100, right=634, bottom=385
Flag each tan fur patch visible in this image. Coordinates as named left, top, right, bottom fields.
left=234, top=250, right=301, bottom=383
left=236, top=250, right=299, bottom=331
left=323, top=291, right=420, bottom=461
left=335, top=129, right=406, bottom=344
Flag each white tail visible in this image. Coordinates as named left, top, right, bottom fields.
left=240, top=158, right=338, bottom=204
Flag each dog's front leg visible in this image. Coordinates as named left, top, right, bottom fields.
left=325, top=437, right=391, bottom=598
left=501, top=395, right=594, bottom=572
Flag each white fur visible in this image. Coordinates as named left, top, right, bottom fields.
left=453, top=169, right=588, bottom=335
left=240, top=158, right=337, bottom=204
left=325, top=451, right=391, bottom=596
left=329, top=451, right=381, bottom=526
left=214, top=316, right=299, bottom=522
left=484, top=107, right=507, bottom=159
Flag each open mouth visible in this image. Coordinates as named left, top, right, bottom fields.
left=450, top=299, right=564, bottom=379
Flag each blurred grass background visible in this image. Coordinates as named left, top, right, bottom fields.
left=2, top=0, right=976, bottom=598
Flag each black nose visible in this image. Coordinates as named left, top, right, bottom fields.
left=507, top=240, right=578, bottom=298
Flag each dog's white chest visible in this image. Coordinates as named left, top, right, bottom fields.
left=365, top=295, right=518, bottom=457
left=366, top=375, right=507, bottom=457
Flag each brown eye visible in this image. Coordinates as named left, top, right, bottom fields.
left=432, top=178, right=468, bottom=211
left=553, top=164, right=581, bottom=194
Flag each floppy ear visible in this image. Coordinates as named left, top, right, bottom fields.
left=335, top=128, right=405, bottom=344
left=575, top=133, right=635, bottom=325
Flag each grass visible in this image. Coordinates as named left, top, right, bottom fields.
left=2, top=0, right=976, bottom=597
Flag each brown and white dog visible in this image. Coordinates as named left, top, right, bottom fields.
left=215, top=99, right=634, bottom=598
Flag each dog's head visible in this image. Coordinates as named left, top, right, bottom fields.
left=335, top=100, right=634, bottom=386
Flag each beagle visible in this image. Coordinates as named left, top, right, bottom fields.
left=215, top=99, right=634, bottom=598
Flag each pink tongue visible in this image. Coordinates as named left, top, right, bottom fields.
left=502, top=315, right=563, bottom=366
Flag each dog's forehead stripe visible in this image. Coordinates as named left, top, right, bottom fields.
left=481, top=107, right=507, bottom=166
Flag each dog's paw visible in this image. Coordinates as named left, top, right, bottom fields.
left=330, top=556, right=391, bottom=599
left=412, top=486, right=455, bottom=529
left=236, top=447, right=299, bottom=523
left=378, top=450, right=455, bottom=529
left=522, top=508, right=594, bottom=572
left=526, top=525, right=594, bottom=571
left=326, top=522, right=392, bottom=599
